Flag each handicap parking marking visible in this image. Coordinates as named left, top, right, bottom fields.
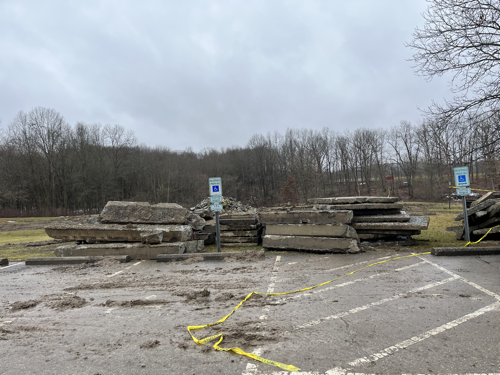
left=107, top=260, right=144, bottom=278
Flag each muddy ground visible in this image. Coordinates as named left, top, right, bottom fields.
left=1, top=250, right=500, bottom=375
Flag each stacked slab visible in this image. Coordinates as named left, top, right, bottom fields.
left=219, top=213, right=262, bottom=247
left=310, top=196, right=429, bottom=241
left=455, top=192, right=500, bottom=241
left=260, top=209, right=359, bottom=253
left=45, top=201, right=204, bottom=260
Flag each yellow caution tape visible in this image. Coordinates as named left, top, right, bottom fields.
left=187, top=252, right=431, bottom=372
left=387, top=188, right=390, bottom=197
left=451, top=186, right=498, bottom=192
left=465, top=224, right=500, bottom=247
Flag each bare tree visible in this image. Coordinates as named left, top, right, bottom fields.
left=408, top=0, right=500, bottom=141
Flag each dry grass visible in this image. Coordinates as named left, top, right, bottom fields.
left=0, top=229, right=52, bottom=246
left=0, top=244, right=58, bottom=261
left=0, top=217, right=60, bottom=225
left=413, top=213, right=461, bottom=249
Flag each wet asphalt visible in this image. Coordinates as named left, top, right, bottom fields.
left=0, top=250, right=499, bottom=375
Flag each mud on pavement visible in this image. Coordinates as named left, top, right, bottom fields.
left=1, top=249, right=500, bottom=375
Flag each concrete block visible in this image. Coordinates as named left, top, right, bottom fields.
left=0, top=258, right=9, bottom=266
left=185, top=212, right=206, bottom=231
left=219, top=218, right=258, bottom=225
left=356, top=229, right=421, bottom=235
left=26, top=256, right=103, bottom=265
left=314, top=203, right=403, bottom=211
left=54, top=242, right=187, bottom=260
left=220, top=230, right=260, bottom=237
left=472, top=226, right=500, bottom=236
left=432, top=246, right=500, bottom=256
left=308, top=196, right=400, bottom=204
left=157, top=251, right=253, bottom=262
left=258, top=210, right=353, bottom=225
left=219, top=224, right=261, bottom=231
left=220, top=242, right=260, bottom=247
left=140, top=231, right=163, bottom=244
left=262, top=235, right=359, bottom=253
left=454, top=199, right=498, bottom=221
left=351, top=216, right=429, bottom=231
left=351, top=213, right=411, bottom=223
left=220, top=236, right=258, bottom=243
left=185, top=240, right=205, bottom=253
left=99, top=201, right=188, bottom=224
left=45, top=223, right=193, bottom=243
left=264, top=224, right=358, bottom=239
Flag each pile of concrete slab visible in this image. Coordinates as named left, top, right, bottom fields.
left=455, top=192, right=500, bottom=241
left=45, top=201, right=204, bottom=260
left=219, top=213, right=262, bottom=247
left=310, top=196, right=429, bottom=241
left=259, top=209, right=360, bottom=253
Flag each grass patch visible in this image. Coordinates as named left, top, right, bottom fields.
left=0, top=217, right=60, bottom=225
left=0, top=244, right=58, bottom=261
left=413, top=213, right=461, bottom=249
left=0, top=229, right=52, bottom=247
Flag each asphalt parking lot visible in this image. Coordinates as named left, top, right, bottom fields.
left=1, top=250, right=499, bottom=375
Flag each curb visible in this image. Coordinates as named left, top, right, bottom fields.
left=432, top=246, right=500, bottom=256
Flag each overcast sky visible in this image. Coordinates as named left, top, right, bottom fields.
left=0, top=0, right=452, bottom=152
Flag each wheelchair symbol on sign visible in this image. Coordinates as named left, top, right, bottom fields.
left=458, top=175, right=466, bottom=183
left=212, top=186, right=220, bottom=193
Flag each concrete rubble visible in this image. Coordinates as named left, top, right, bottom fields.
left=45, top=201, right=205, bottom=260
left=455, top=196, right=500, bottom=241
left=219, top=213, right=261, bottom=247
left=259, top=209, right=360, bottom=253
left=312, top=196, right=429, bottom=242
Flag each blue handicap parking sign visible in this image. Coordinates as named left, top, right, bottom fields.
left=458, top=175, right=466, bottom=183
left=212, top=186, right=219, bottom=193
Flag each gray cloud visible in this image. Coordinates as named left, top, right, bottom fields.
left=0, top=0, right=452, bottom=151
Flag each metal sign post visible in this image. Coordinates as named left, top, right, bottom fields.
left=454, top=167, right=471, bottom=242
left=209, top=178, right=223, bottom=252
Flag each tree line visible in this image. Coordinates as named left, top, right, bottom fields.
left=0, top=107, right=498, bottom=216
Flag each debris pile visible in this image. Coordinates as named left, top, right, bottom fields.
left=259, top=209, right=360, bottom=253
left=191, top=196, right=257, bottom=214
left=310, top=196, right=429, bottom=241
left=45, top=201, right=204, bottom=260
left=455, top=192, right=500, bottom=241
left=219, top=213, right=262, bottom=247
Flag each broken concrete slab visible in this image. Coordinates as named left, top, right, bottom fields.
left=185, top=212, right=206, bottom=231
left=355, top=229, right=421, bottom=235
left=220, top=242, right=260, bottom=247
left=220, top=230, right=260, bottom=237
left=54, top=242, right=187, bottom=260
left=358, top=234, right=401, bottom=240
left=262, top=235, right=359, bottom=253
left=156, top=251, right=260, bottom=262
left=184, top=240, right=205, bottom=253
left=351, top=216, right=429, bottom=231
left=26, top=256, right=105, bottom=265
left=219, top=218, right=258, bottom=225
left=140, top=231, right=163, bottom=244
left=308, top=196, right=400, bottom=204
left=44, top=223, right=193, bottom=243
left=469, top=191, right=500, bottom=208
left=472, top=226, right=500, bottom=236
left=454, top=199, right=498, bottom=221
left=220, top=236, right=259, bottom=243
left=432, top=246, right=500, bottom=256
left=314, top=203, right=403, bottom=211
left=264, top=224, right=358, bottom=239
left=351, top=213, right=411, bottom=223
left=258, top=210, right=353, bottom=225
left=0, top=258, right=9, bottom=266
left=99, top=201, right=188, bottom=224
left=219, top=224, right=261, bottom=231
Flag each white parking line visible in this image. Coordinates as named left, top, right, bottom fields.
left=419, top=256, right=500, bottom=300
left=293, top=276, right=458, bottom=331
left=327, top=301, right=500, bottom=374
left=244, top=255, right=281, bottom=375
left=0, top=262, right=23, bottom=270
left=281, top=261, right=425, bottom=302
left=107, top=260, right=144, bottom=278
